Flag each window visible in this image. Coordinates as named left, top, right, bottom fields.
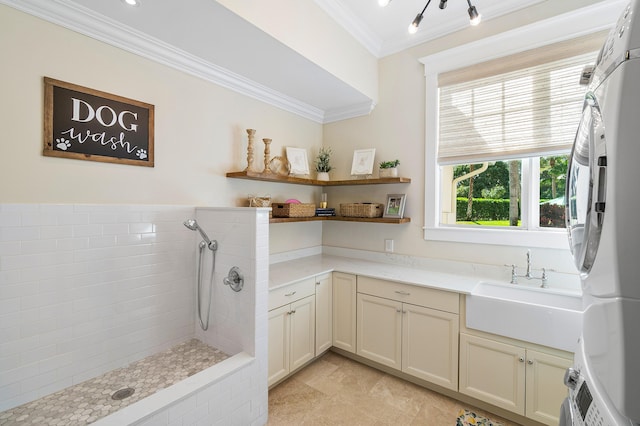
left=438, top=51, right=592, bottom=231
left=420, top=11, right=610, bottom=248
left=442, top=155, right=568, bottom=228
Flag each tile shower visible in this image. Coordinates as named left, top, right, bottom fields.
left=0, top=204, right=269, bottom=425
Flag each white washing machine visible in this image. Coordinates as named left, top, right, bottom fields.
left=563, top=1, right=640, bottom=425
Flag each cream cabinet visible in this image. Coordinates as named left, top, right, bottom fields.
left=357, top=293, right=402, bottom=368
left=315, top=273, right=332, bottom=354
left=459, top=333, right=571, bottom=425
left=268, top=278, right=316, bottom=387
left=332, top=272, right=357, bottom=353
left=526, top=349, right=573, bottom=425
left=356, top=277, right=459, bottom=391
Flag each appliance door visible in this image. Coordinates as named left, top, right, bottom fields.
left=559, top=397, right=573, bottom=426
left=565, top=92, right=607, bottom=274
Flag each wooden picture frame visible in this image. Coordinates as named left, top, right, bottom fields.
left=383, top=193, right=407, bottom=218
left=43, top=77, right=154, bottom=167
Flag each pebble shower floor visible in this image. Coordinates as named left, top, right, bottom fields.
left=0, top=339, right=229, bottom=425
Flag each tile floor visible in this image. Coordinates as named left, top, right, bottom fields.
left=0, top=339, right=229, bottom=425
left=268, top=351, right=520, bottom=426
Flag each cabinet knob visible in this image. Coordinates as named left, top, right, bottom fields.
left=285, top=291, right=296, bottom=297
left=394, top=290, right=411, bottom=296
left=527, top=359, right=534, bottom=365
left=519, top=357, right=525, bottom=363
left=396, top=309, right=402, bottom=313
left=316, top=282, right=320, bottom=286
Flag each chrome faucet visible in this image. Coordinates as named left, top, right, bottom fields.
left=510, top=249, right=548, bottom=288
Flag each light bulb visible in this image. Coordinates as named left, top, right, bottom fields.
left=408, top=13, right=423, bottom=34
left=378, top=0, right=391, bottom=7
left=468, top=5, right=481, bottom=26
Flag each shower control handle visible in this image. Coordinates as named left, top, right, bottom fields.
left=223, top=266, right=244, bottom=292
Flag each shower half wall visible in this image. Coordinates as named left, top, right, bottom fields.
left=0, top=204, right=269, bottom=425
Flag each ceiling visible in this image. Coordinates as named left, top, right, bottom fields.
left=316, top=0, right=545, bottom=57
left=0, top=0, right=594, bottom=123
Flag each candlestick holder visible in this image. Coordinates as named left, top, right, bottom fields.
left=262, top=138, right=272, bottom=174
left=245, top=129, right=256, bottom=172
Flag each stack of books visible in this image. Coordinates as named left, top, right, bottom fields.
left=315, top=208, right=336, bottom=217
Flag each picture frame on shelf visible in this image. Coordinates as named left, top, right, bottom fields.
left=383, top=193, right=407, bottom=218
left=286, top=147, right=310, bottom=176
left=350, top=148, right=376, bottom=176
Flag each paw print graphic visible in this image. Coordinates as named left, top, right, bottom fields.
left=136, top=149, right=147, bottom=160
left=56, top=138, right=71, bottom=151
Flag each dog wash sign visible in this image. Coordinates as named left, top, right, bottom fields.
left=43, top=77, right=154, bottom=167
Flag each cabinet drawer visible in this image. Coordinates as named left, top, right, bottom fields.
left=357, top=276, right=459, bottom=314
left=269, top=277, right=316, bottom=310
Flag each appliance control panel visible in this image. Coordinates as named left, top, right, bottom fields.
left=566, top=371, right=605, bottom=425
left=565, top=366, right=623, bottom=426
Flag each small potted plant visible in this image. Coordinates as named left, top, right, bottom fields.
left=315, top=147, right=332, bottom=181
left=379, top=159, right=400, bottom=178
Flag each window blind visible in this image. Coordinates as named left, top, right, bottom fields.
left=437, top=34, right=605, bottom=165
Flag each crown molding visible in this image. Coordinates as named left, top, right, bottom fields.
left=324, top=100, right=376, bottom=124
left=1, top=0, right=378, bottom=124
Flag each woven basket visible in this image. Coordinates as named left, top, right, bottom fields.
left=272, top=203, right=316, bottom=218
left=340, top=203, right=383, bottom=218
left=248, top=196, right=271, bottom=207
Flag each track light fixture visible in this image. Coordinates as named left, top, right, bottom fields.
left=408, top=0, right=431, bottom=34
left=408, top=0, right=481, bottom=34
left=467, top=0, right=481, bottom=26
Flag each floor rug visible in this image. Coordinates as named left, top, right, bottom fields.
left=456, top=409, right=503, bottom=426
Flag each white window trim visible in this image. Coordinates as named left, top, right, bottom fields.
left=419, top=1, right=623, bottom=249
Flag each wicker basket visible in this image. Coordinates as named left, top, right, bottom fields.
left=272, top=203, right=316, bottom=218
left=248, top=196, right=271, bottom=207
left=340, top=203, right=384, bottom=218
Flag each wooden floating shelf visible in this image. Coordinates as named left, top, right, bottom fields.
left=226, top=170, right=411, bottom=186
left=269, top=216, right=411, bottom=224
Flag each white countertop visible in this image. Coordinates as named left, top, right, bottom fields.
left=269, top=254, right=479, bottom=294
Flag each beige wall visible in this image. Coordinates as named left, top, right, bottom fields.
left=0, top=5, right=324, bottom=252
left=0, top=5, right=324, bottom=206
left=0, top=1, right=611, bottom=268
left=321, top=0, right=611, bottom=272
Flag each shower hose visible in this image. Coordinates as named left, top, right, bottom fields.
left=196, top=242, right=215, bottom=331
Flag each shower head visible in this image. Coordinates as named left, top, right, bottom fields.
left=183, top=219, right=218, bottom=251
left=183, top=219, right=198, bottom=231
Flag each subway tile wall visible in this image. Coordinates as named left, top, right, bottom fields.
left=193, top=208, right=267, bottom=356
left=128, top=207, right=270, bottom=426
left=0, top=204, right=198, bottom=411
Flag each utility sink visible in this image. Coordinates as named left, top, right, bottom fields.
left=466, top=281, right=584, bottom=352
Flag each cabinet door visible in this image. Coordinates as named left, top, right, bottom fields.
left=526, top=349, right=572, bottom=426
left=459, top=333, right=526, bottom=415
left=332, top=272, right=357, bottom=353
left=268, top=304, right=291, bottom=387
left=402, top=303, right=459, bottom=390
left=315, top=273, right=333, bottom=354
left=289, top=295, right=316, bottom=372
left=357, top=293, right=402, bottom=369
